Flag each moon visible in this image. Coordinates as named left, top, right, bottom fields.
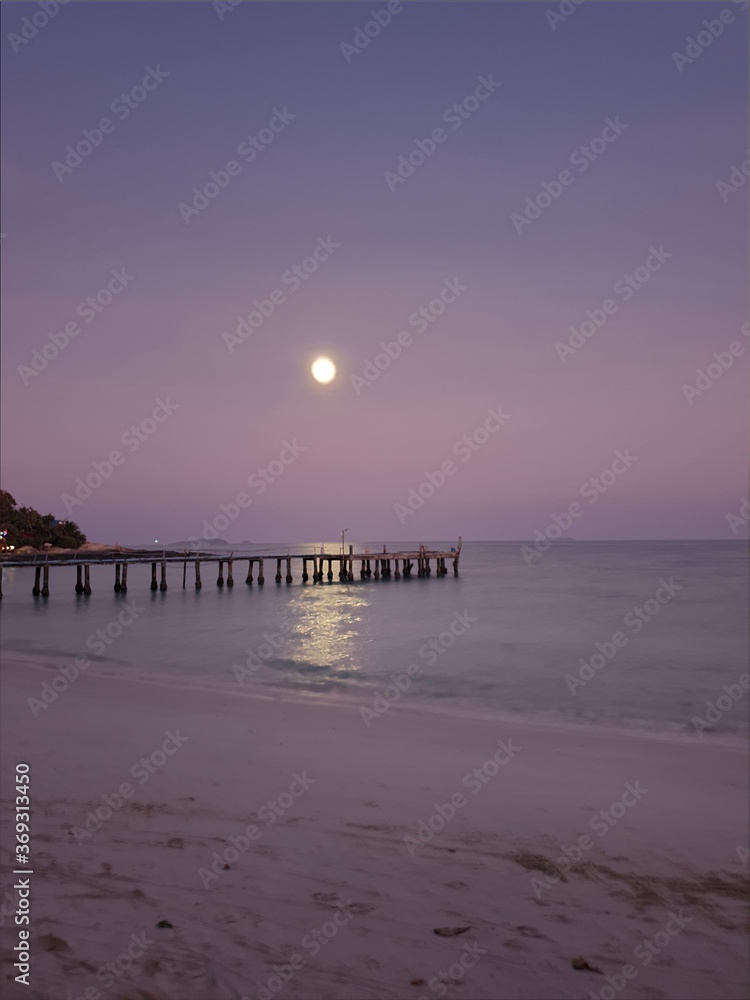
left=311, top=356, right=336, bottom=384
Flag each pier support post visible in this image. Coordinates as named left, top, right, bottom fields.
left=453, top=556, right=459, bottom=576
left=75, top=565, right=83, bottom=594
left=366, top=559, right=371, bottom=578
left=121, top=562, right=128, bottom=592
left=151, top=562, right=158, bottom=591
left=33, top=567, right=41, bottom=596
left=84, top=565, right=91, bottom=595
left=227, top=559, right=234, bottom=587
left=195, top=561, right=202, bottom=589
left=327, top=559, right=333, bottom=581
left=160, top=561, right=168, bottom=591
left=374, top=559, right=380, bottom=580
left=275, top=559, right=282, bottom=584
left=348, top=545, right=354, bottom=581
left=42, top=566, right=49, bottom=597
left=114, top=564, right=121, bottom=592
left=217, top=561, right=224, bottom=587
left=182, top=560, right=186, bottom=589
left=246, top=560, right=254, bottom=585
left=286, top=557, right=292, bottom=584
left=394, top=560, right=401, bottom=580
left=302, top=558, right=309, bottom=583
left=360, top=560, right=366, bottom=579
left=258, top=559, right=265, bottom=585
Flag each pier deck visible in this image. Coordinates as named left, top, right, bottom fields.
left=0, top=539, right=461, bottom=597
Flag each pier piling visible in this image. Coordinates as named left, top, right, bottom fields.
left=2, top=539, right=461, bottom=599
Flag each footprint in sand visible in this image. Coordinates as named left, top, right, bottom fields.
left=515, top=925, right=553, bottom=941
left=312, top=893, right=374, bottom=915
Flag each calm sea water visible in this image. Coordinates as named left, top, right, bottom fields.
left=2, top=541, right=747, bottom=744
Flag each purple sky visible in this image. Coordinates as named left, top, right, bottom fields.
left=2, top=1, right=748, bottom=544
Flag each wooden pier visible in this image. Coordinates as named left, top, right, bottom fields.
left=0, top=540, right=461, bottom=599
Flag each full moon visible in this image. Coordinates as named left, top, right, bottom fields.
left=311, top=356, right=336, bottom=384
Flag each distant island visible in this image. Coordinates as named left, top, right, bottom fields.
left=0, top=490, right=86, bottom=551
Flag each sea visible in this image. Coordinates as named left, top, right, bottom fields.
left=1, top=540, right=747, bottom=746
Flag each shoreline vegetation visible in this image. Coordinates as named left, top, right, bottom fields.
left=0, top=489, right=86, bottom=551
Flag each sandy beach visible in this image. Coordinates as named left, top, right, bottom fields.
left=1, top=656, right=747, bottom=1000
